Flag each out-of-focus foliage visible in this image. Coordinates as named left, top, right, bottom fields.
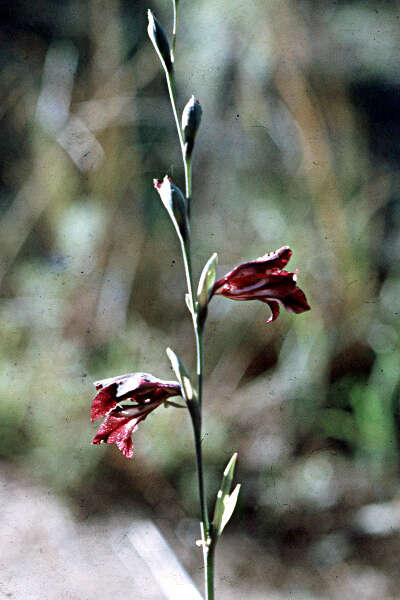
left=1, top=0, right=400, bottom=596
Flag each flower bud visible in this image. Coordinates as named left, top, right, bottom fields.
left=153, top=176, right=189, bottom=244
left=147, top=9, right=173, bottom=73
left=197, top=252, right=218, bottom=328
left=212, top=453, right=241, bottom=538
left=166, top=348, right=196, bottom=406
left=182, top=96, right=202, bottom=159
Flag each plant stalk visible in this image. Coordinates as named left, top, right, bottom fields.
left=163, top=63, right=213, bottom=599
left=179, top=241, right=209, bottom=535
left=165, top=71, right=185, bottom=158
left=171, top=0, right=179, bottom=62
left=205, top=541, right=216, bottom=600
left=184, top=156, right=192, bottom=215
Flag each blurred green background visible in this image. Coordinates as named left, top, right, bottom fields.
left=1, top=0, right=400, bottom=598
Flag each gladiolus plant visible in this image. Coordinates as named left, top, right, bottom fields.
left=90, top=3, right=310, bottom=598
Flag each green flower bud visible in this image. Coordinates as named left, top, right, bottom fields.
left=153, top=176, right=189, bottom=244
left=147, top=9, right=173, bottom=73
left=182, top=96, right=202, bottom=159
left=212, top=453, right=241, bottom=539
left=197, top=252, right=217, bottom=328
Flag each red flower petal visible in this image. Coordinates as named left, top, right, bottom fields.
left=92, top=401, right=162, bottom=459
left=211, top=247, right=310, bottom=324
left=92, top=413, right=138, bottom=459
left=213, top=247, right=292, bottom=295
left=263, top=299, right=280, bottom=323
left=90, top=373, right=181, bottom=421
left=256, top=246, right=292, bottom=270
left=91, top=385, right=118, bottom=422
left=281, top=287, right=311, bottom=314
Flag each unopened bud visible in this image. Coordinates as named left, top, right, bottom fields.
left=182, top=96, right=202, bottom=160
left=147, top=9, right=173, bottom=73
left=154, top=176, right=189, bottom=244
left=197, top=252, right=217, bottom=328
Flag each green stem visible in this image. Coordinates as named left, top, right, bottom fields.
left=193, top=409, right=210, bottom=534
left=163, top=33, right=213, bottom=600
left=165, top=71, right=185, bottom=158
left=179, top=237, right=195, bottom=313
left=184, top=156, right=192, bottom=215
left=196, top=326, right=204, bottom=409
left=165, top=70, right=192, bottom=206
left=164, top=68, right=196, bottom=325
left=179, top=229, right=212, bottom=600
left=205, top=541, right=216, bottom=600
left=171, top=0, right=179, bottom=62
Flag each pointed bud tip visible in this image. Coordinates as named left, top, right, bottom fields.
left=146, top=8, right=173, bottom=73
left=153, top=175, right=173, bottom=191
left=224, top=452, right=238, bottom=476
left=182, top=96, right=203, bottom=158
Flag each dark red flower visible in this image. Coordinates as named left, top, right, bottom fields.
left=92, top=403, right=159, bottom=459
left=211, top=246, right=310, bottom=323
left=91, top=372, right=181, bottom=422
left=91, top=373, right=181, bottom=459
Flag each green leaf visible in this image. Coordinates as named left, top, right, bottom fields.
left=212, top=452, right=241, bottom=538
left=197, top=252, right=218, bottom=326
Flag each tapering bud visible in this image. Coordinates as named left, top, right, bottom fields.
left=147, top=9, right=173, bottom=73
left=167, top=347, right=199, bottom=426
left=182, top=96, right=202, bottom=160
left=212, top=453, right=241, bottom=539
left=153, top=176, right=189, bottom=244
left=197, top=252, right=218, bottom=328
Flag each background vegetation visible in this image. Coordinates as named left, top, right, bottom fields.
left=1, top=0, right=399, bottom=597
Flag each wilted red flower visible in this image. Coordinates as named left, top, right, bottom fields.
left=91, top=373, right=181, bottom=459
left=91, top=372, right=181, bottom=422
left=211, top=246, right=310, bottom=323
left=92, top=402, right=161, bottom=459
